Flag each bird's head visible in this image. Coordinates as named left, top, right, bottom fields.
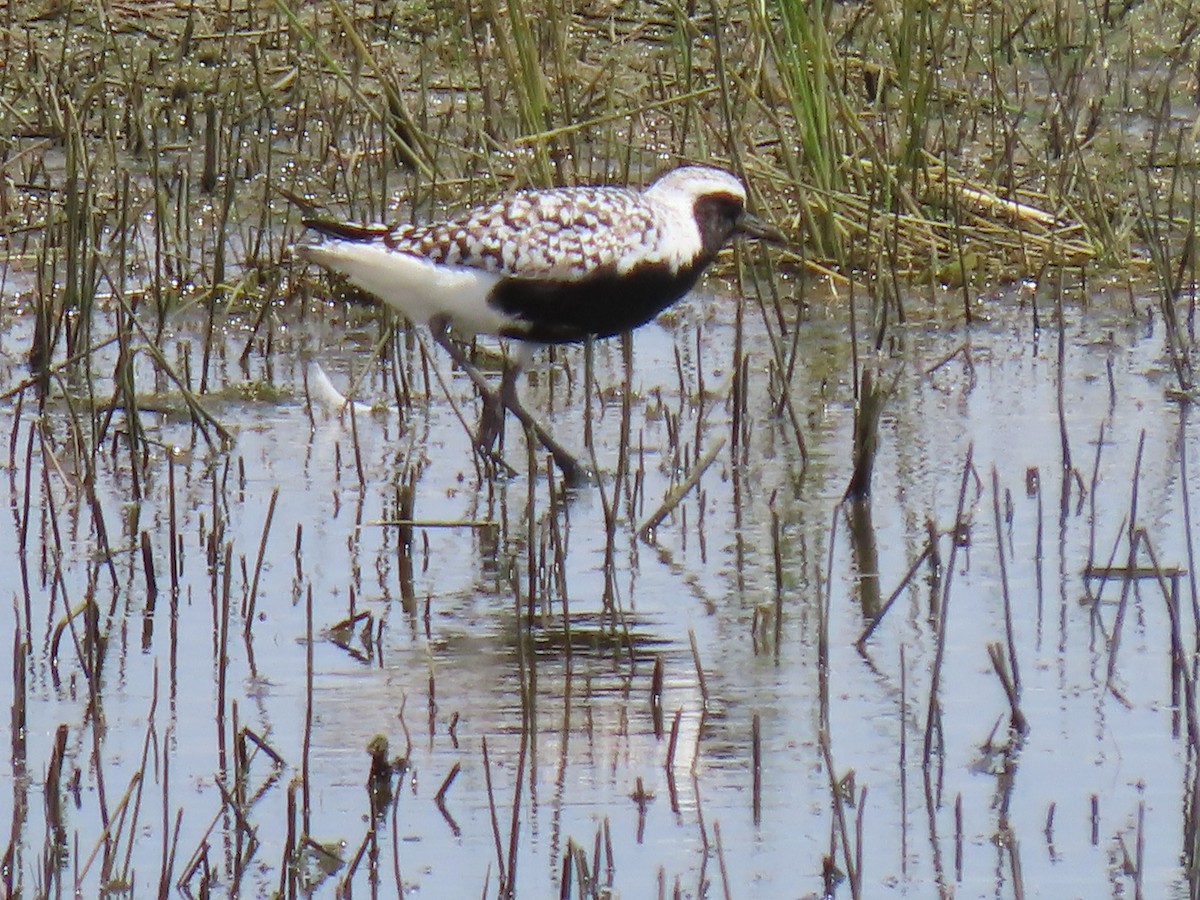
left=647, top=166, right=788, bottom=260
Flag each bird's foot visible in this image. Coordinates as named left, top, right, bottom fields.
left=474, top=445, right=520, bottom=480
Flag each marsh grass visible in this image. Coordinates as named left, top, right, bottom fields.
left=5, top=0, right=1193, bottom=347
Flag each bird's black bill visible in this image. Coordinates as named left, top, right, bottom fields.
left=736, top=211, right=788, bottom=245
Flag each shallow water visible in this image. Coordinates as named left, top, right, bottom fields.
left=2, top=283, right=1198, bottom=898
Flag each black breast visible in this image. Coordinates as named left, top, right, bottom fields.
left=488, top=262, right=703, bottom=344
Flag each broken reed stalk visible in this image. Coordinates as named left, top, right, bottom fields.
left=1137, top=531, right=1200, bottom=757
left=730, top=286, right=747, bottom=467
left=522, top=439, right=539, bottom=626
left=338, top=820, right=373, bottom=890
left=547, top=467, right=571, bottom=658
left=1175, top=411, right=1200, bottom=637
left=899, top=645, right=908, bottom=873
left=844, top=366, right=885, bottom=501
left=923, top=445, right=975, bottom=769
left=753, top=281, right=810, bottom=469
left=772, top=506, right=783, bottom=659
left=665, top=707, right=683, bottom=811
left=650, top=656, right=664, bottom=738
left=168, top=453, right=179, bottom=594
left=856, top=542, right=934, bottom=648
left=159, top=805, right=182, bottom=900
left=482, top=737, right=506, bottom=887
left=751, top=712, right=762, bottom=826
left=954, top=793, right=964, bottom=881
left=16, top=421, right=35, bottom=648
left=9, top=626, right=26, bottom=842
left=1086, top=422, right=1106, bottom=568
left=991, top=468, right=1020, bottom=694
left=140, top=531, right=158, bottom=602
left=714, top=820, right=732, bottom=900
left=293, top=522, right=304, bottom=582
left=855, top=786, right=867, bottom=889
left=558, top=842, right=573, bottom=899
left=391, top=787, right=405, bottom=898
left=280, top=781, right=297, bottom=896
left=1053, top=269, right=1073, bottom=480
left=504, top=714, right=529, bottom=896
left=348, top=396, right=366, bottom=489
left=435, top=762, right=461, bottom=806
left=243, top=485, right=280, bottom=637
left=602, top=820, right=614, bottom=886
left=590, top=826, right=602, bottom=890
left=78, top=768, right=145, bottom=885
left=1134, top=798, right=1147, bottom=898
left=1007, top=823, right=1026, bottom=900
left=1104, top=431, right=1147, bottom=689
left=585, top=345, right=626, bottom=626
left=114, top=675, right=160, bottom=883
left=303, top=583, right=314, bottom=836
left=637, top=437, right=725, bottom=540
left=44, top=722, right=68, bottom=859
left=921, top=758, right=949, bottom=892
left=687, top=629, right=709, bottom=706
left=818, top=505, right=841, bottom=733
left=819, top=729, right=861, bottom=899
left=217, top=541, right=232, bottom=775
left=987, top=642, right=1028, bottom=735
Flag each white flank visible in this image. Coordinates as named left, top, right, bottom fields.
left=300, top=240, right=513, bottom=336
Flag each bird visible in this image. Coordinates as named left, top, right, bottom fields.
left=297, top=165, right=786, bottom=484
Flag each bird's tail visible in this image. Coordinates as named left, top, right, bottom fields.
left=301, top=218, right=391, bottom=243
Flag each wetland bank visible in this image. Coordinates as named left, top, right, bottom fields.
left=4, top=1, right=1200, bottom=897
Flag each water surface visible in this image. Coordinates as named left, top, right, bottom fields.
left=1, top=284, right=1196, bottom=898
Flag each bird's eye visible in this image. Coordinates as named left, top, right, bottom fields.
left=720, top=196, right=746, bottom=228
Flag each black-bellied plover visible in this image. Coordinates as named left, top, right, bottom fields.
left=298, top=165, right=785, bottom=484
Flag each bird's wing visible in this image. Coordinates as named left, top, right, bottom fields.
left=382, top=187, right=677, bottom=281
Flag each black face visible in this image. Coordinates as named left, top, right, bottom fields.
left=692, top=192, right=747, bottom=262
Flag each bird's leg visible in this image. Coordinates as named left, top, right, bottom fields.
left=493, top=342, right=593, bottom=485
left=496, top=362, right=521, bottom=425
left=500, top=377, right=592, bottom=487
left=428, top=316, right=505, bottom=455
left=477, top=343, right=532, bottom=454
left=475, top=373, right=508, bottom=456
left=428, top=318, right=591, bottom=486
